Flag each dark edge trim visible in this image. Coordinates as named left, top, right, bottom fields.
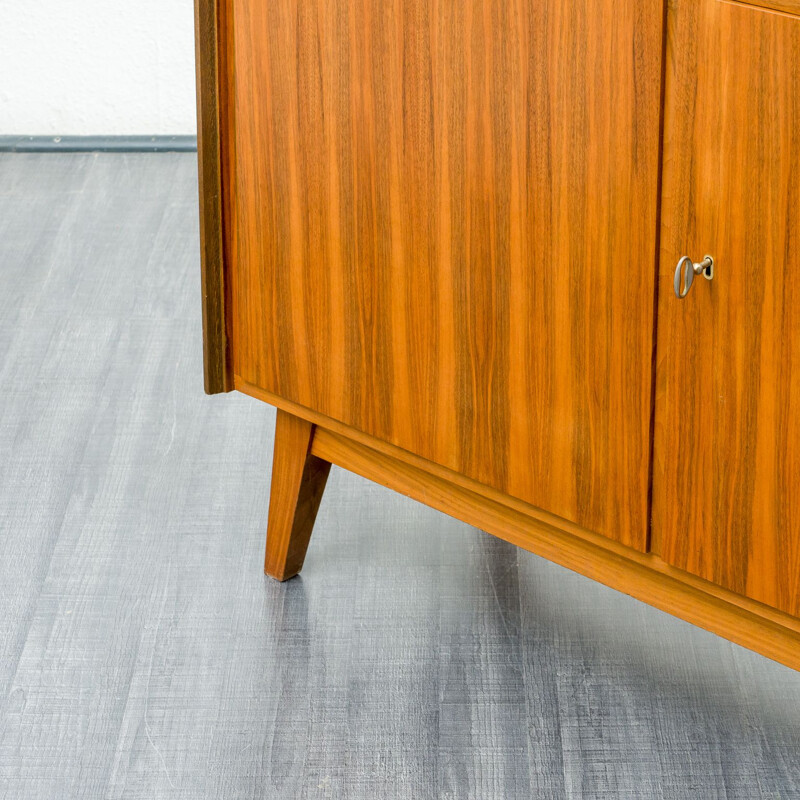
left=645, top=0, right=671, bottom=554
left=0, top=135, right=197, bottom=153
left=194, top=0, right=231, bottom=393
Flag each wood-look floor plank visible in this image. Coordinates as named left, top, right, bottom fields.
left=0, top=154, right=798, bottom=799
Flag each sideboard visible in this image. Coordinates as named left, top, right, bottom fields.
left=194, top=0, right=800, bottom=670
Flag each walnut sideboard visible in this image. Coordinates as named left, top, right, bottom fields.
left=194, top=0, right=800, bottom=670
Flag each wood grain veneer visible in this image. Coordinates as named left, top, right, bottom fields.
left=653, top=0, right=800, bottom=616
left=226, top=0, right=664, bottom=550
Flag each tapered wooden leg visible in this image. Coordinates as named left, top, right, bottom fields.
left=264, top=409, right=332, bottom=581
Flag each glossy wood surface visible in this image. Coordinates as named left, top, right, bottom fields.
left=226, top=0, right=665, bottom=549
left=653, top=0, right=800, bottom=616
left=265, top=410, right=332, bottom=580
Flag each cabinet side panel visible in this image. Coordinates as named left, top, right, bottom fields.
left=229, top=0, right=664, bottom=549
left=194, top=0, right=231, bottom=393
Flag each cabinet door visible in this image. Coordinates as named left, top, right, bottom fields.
left=654, top=0, right=800, bottom=615
left=228, top=0, right=664, bottom=548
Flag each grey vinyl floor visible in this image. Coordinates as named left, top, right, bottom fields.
left=1, top=153, right=799, bottom=800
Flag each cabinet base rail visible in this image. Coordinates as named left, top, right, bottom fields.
left=250, top=380, right=800, bottom=673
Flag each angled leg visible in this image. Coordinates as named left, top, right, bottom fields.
left=264, top=409, right=332, bottom=581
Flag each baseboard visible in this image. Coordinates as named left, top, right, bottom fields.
left=0, top=135, right=197, bottom=153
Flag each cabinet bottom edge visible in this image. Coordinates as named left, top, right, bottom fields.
left=235, top=377, right=800, bottom=672
left=311, top=426, right=800, bottom=672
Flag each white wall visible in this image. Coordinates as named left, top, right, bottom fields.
left=0, top=0, right=197, bottom=136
